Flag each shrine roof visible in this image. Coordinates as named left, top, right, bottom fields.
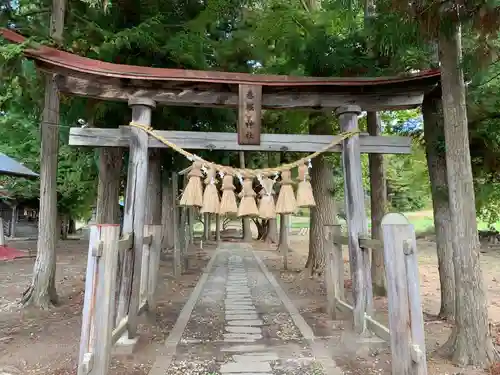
left=1, top=28, right=441, bottom=110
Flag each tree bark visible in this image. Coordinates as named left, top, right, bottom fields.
left=438, top=24, right=496, bottom=366
left=22, top=0, right=66, bottom=309
left=161, top=175, right=174, bottom=251
left=305, top=115, right=336, bottom=276
left=264, top=218, right=278, bottom=244
left=239, top=151, right=252, bottom=242
left=422, top=92, right=455, bottom=321
left=96, top=148, right=123, bottom=224
left=367, top=112, right=387, bottom=296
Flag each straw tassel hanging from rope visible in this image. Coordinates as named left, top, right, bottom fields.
left=275, top=170, right=297, bottom=214
left=201, top=167, right=219, bottom=214
left=219, top=172, right=238, bottom=216
left=180, top=161, right=204, bottom=207
left=238, top=176, right=259, bottom=217
left=296, top=160, right=316, bottom=207
left=258, top=175, right=276, bottom=219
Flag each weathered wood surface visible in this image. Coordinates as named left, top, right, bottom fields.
left=69, top=127, right=411, bottom=154
left=403, top=220, right=428, bottom=375
left=180, top=206, right=189, bottom=271
left=140, top=225, right=152, bottom=307
left=118, top=98, right=154, bottom=340
left=172, top=172, right=181, bottom=277
left=147, top=225, right=162, bottom=311
left=118, top=232, right=132, bottom=251
left=338, top=105, right=372, bottom=334
left=382, top=213, right=424, bottom=375
left=77, top=226, right=99, bottom=375
left=0, top=218, right=5, bottom=246
left=56, top=75, right=425, bottom=111
left=77, top=225, right=119, bottom=375
left=92, top=225, right=120, bottom=375
left=365, top=315, right=391, bottom=342
left=323, top=224, right=344, bottom=319
left=238, top=84, right=262, bottom=145
left=215, top=214, right=221, bottom=243
left=332, top=234, right=383, bottom=251
left=111, top=316, right=128, bottom=345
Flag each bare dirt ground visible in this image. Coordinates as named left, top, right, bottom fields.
left=0, top=239, right=213, bottom=375
left=257, top=234, right=500, bottom=375
left=2, top=233, right=500, bottom=375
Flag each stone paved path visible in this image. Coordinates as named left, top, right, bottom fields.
left=148, top=244, right=340, bottom=375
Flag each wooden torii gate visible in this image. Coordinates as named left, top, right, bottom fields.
left=1, top=28, right=440, bottom=356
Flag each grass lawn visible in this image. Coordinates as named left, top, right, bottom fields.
left=190, top=210, right=500, bottom=235
left=287, top=210, right=500, bottom=234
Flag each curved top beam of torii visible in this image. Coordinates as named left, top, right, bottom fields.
left=1, top=28, right=441, bottom=111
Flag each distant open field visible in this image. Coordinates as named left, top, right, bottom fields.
left=189, top=209, right=500, bottom=236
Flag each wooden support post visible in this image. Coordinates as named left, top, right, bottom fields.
left=147, top=225, right=162, bottom=311
left=0, top=218, right=5, bottom=246
left=172, top=172, right=181, bottom=277
left=323, top=224, right=344, bottom=319
left=203, top=212, right=210, bottom=240
left=77, top=224, right=119, bottom=375
left=382, top=213, right=427, bottom=375
left=140, top=225, right=151, bottom=307
left=278, top=214, right=289, bottom=269
left=10, top=205, right=17, bottom=238
left=179, top=206, right=189, bottom=271
left=188, top=207, right=195, bottom=245
left=115, top=98, right=155, bottom=344
left=215, top=214, right=221, bottom=243
left=93, top=225, right=120, bottom=374
left=78, top=227, right=99, bottom=375
left=337, top=105, right=372, bottom=333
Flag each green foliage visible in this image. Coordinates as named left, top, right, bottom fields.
left=0, top=60, right=98, bottom=219
left=386, top=143, right=431, bottom=212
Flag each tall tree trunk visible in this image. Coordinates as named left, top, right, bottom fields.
left=367, top=112, right=387, bottom=296
left=305, top=115, right=336, bottom=276
left=161, top=175, right=174, bottom=252
left=422, top=92, right=455, bottom=321
left=239, top=151, right=252, bottom=242
left=264, top=218, right=278, bottom=244
left=22, top=0, right=66, bottom=308
left=96, top=148, right=123, bottom=224
left=438, top=23, right=496, bottom=366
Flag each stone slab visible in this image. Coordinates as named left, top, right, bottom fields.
left=225, top=314, right=259, bottom=320
left=113, top=335, right=139, bottom=355
left=225, top=302, right=255, bottom=307
left=232, top=353, right=279, bottom=362
left=220, top=361, right=272, bottom=373
left=226, top=305, right=255, bottom=309
left=221, top=344, right=268, bottom=352
left=223, top=333, right=263, bottom=341
left=226, top=326, right=262, bottom=334
left=226, top=319, right=263, bottom=326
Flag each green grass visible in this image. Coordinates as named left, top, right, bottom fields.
left=191, top=210, right=500, bottom=236
left=286, top=210, right=500, bottom=235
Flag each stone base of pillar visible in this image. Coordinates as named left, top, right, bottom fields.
left=113, top=334, right=139, bottom=355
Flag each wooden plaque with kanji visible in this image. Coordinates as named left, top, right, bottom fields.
left=237, top=84, right=262, bottom=145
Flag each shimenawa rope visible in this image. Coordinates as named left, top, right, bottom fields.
left=128, top=122, right=359, bottom=177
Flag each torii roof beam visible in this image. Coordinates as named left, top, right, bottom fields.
left=69, top=127, right=411, bottom=154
